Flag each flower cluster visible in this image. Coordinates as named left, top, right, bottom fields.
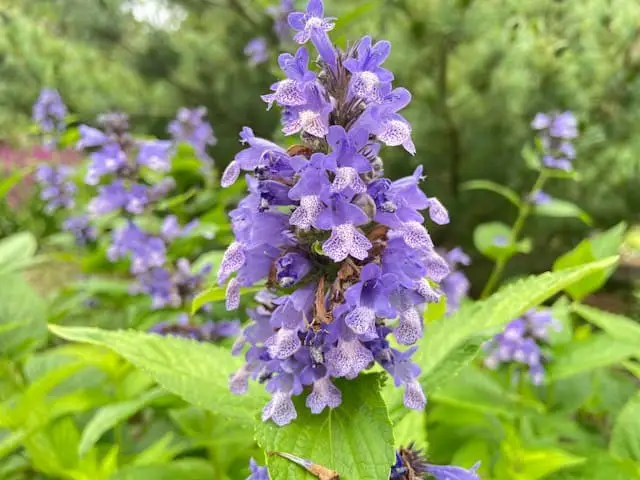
left=32, top=88, right=67, bottom=140
left=246, top=458, right=270, bottom=480
left=390, top=444, right=480, bottom=480
left=63, top=216, right=97, bottom=246
left=168, top=107, right=217, bottom=164
left=439, top=248, right=471, bottom=314
left=220, top=0, right=450, bottom=426
left=77, top=110, right=215, bottom=313
left=531, top=111, right=578, bottom=171
left=483, top=308, right=559, bottom=385
left=35, top=164, right=76, bottom=214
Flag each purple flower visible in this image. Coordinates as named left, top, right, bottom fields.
left=439, top=247, right=471, bottom=314
left=36, top=164, right=76, bottom=213
left=288, top=0, right=336, bottom=66
left=532, top=111, right=578, bottom=171
left=137, top=140, right=172, bottom=172
left=262, top=47, right=316, bottom=109
left=390, top=444, right=480, bottom=480
left=281, top=84, right=332, bottom=138
left=484, top=308, right=560, bottom=385
left=528, top=189, right=552, bottom=205
left=32, top=88, right=67, bottom=133
left=63, top=216, right=97, bottom=246
left=85, top=144, right=128, bottom=185
left=168, top=107, right=216, bottom=162
left=151, top=315, right=240, bottom=343
left=108, top=222, right=167, bottom=274
left=245, top=37, right=269, bottom=66
left=344, top=36, right=393, bottom=103
left=247, top=458, right=270, bottom=480
left=221, top=0, right=448, bottom=426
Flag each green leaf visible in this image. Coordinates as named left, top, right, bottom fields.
left=191, top=285, right=261, bottom=314
left=553, top=222, right=626, bottom=300
left=111, top=459, right=216, bottom=480
left=0, top=232, right=37, bottom=274
left=571, top=303, right=640, bottom=346
left=461, top=179, right=522, bottom=208
left=0, top=273, right=47, bottom=359
left=392, top=409, right=427, bottom=451
left=511, top=447, right=585, bottom=479
left=522, top=143, right=541, bottom=170
left=473, top=222, right=516, bottom=260
left=414, top=257, right=618, bottom=391
left=424, top=295, right=447, bottom=323
left=0, top=167, right=34, bottom=200
left=549, top=334, right=639, bottom=380
left=48, top=325, right=267, bottom=428
left=155, top=188, right=197, bottom=211
left=610, top=393, right=640, bottom=462
left=431, top=365, right=544, bottom=417
left=534, top=198, right=593, bottom=226
left=255, top=375, right=394, bottom=480
left=78, top=388, right=165, bottom=456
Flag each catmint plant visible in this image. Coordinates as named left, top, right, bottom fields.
left=168, top=106, right=217, bottom=165
left=479, top=111, right=580, bottom=298
left=267, top=0, right=295, bottom=42
left=483, top=308, right=559, bottom=385
left=218, top=0, right=450, bottom=426
left=35, top=164, right=76, bottom=214
left=32, top=88, right=67, bottom=147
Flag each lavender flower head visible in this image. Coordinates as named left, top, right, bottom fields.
left=219, top=0, right=449, bottom=426
left=245, top=37, right=269, bottom=66
left=531, top=111, right=578, bottom=171
left=36, top=164, right=76, bottom=213
left=32, top=88, right=67, bottom=134
left=439, top=248, right=471, bottom=314
left=168, top=107, right=216, bottom=163
left=484, top=308, right=560, bottom=385
left=528, top=189, right=552, bottom=206
left=390, top=444, right=480, bottom=480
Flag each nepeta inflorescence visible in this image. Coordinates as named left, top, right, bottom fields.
left=531, top=111, right=578, bottom=172
left=77, top=110, right=212, bottom=312
left=484, top=308, right=560, bottom=385
left=219, top=0, right=450, bottom=426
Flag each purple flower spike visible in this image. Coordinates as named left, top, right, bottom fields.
left=33, top=88, right=67, bottom=137
left=221, top=0, right=449, bottom=426
left=484, top=308, right=559, bottom=385
left=36, top=164, right=76, bottom=213
left=532, top=111, right=579, bottom=171
left=439, top=247, right=471, bottom=314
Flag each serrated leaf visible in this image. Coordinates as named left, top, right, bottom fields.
left=571, top=303, right=640, bottom=346
left=553, top=222, right=625, bottom=300
left=415, top=257, right=618, bottom=387
left=534, top=198, right=593, bottom=226
left=48, top=325, right=267, bottom=428
left=549, top=334, right=639, bottom=380
left=78, top=388, right=165, bottom=456
left=0, top=232, right=37, bottom=274
left=255, top=375, right=394, bottom=480
left=610, top=393, right=640, bottom=462
left=461, top=179, right=522, bottom=208
left=0, top=273, right=47, bottom=359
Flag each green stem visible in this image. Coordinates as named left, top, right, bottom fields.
left=480, top=170, right=549, bottom=299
